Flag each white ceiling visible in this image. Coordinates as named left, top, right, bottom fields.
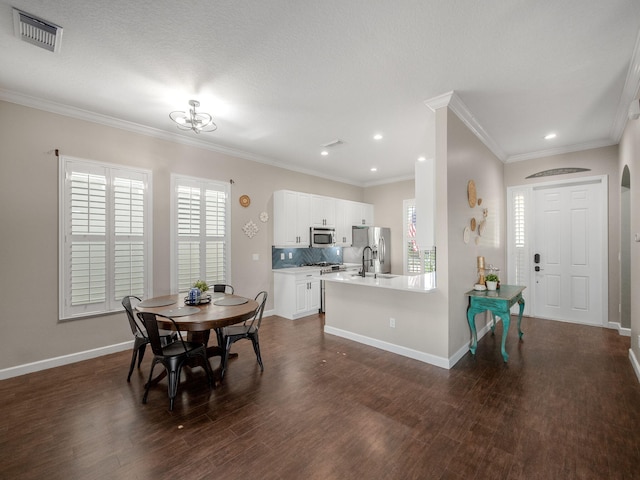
left=2, top=1, right=640, bottom=186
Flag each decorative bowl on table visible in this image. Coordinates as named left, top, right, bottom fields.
left=184, top=294, right=212, bottom=306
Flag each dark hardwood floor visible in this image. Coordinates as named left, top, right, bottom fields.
left=2, top=313, right=640, bottom=479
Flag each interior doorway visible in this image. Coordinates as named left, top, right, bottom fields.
left=507, top=175, right=608, bottom=326
left=621, top=165, right=631, bottom=329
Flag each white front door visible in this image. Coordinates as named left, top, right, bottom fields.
left=532, top=181, right=605, bottom=325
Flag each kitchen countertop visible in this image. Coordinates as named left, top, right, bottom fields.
left=272, top=263, right=360, bottom=275
left=321, top=271, right=437, bottom=293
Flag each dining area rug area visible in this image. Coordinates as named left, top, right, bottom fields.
left=1, top=313, right=639, bottom=479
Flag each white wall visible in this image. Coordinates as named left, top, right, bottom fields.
left=0, top=100, right=365, bottom=370
left=618, top=114, right=640, bottom=366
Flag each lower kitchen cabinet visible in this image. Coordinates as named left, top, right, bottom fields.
left=274, top=270, right=321, bottom=319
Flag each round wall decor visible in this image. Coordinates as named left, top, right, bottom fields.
left=239, top=195, right=250, bottom=207
left=259, top=211, right=269, bottom=222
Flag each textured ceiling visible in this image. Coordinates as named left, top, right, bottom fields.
left=1, top=0, right=639, bottom=186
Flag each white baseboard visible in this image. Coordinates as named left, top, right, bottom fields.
left=630, top=349, right=640, bottom=384
left=324, top=319, right=500, bottom=370
left=324, top=325, right=451, bottom=369
left=607, top=321, right=632, bottom=336
left=0, top=341, right=133, bottom=381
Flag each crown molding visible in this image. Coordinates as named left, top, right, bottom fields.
left=0, top=88, right=365, bottom=187
left=424, top=90, right=506, bottom=162
left=610, top=27, right=640, bottom=142
left=505, top=138, right=617, bottom=163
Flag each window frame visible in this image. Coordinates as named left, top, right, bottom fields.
left=170, top=174, right=231, bottom=294
left=58, top=156, right=152, bottom=320
left=403, top=199, right=436, bottom=275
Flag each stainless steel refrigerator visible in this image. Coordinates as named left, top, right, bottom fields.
left=351, top=226, right=391, bottom=274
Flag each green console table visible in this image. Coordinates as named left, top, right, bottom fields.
left=465, top=285, right=526, bottom=362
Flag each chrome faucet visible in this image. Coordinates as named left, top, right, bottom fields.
left=361, top=246, right=373, bottom=277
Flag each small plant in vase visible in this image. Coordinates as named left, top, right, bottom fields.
left=485, top=274, right=499, bottom=291
left=192, top=280, right=209, bottom=293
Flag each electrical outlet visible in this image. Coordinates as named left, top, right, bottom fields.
left=389, top=317, right=396, bottom=328
left=288, top=252, right=293, bottom=259
left=280, top=253, right=285, bottom=260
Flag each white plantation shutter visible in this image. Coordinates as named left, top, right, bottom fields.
left=172, top=176, right=229, bottom=293
left=403, top=199, right=436, bottom=275
left=60, top=157, right=151, bottom=319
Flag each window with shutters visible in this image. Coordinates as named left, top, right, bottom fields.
left=403, top=199, right=436, bottom=275
left=59, top=156, right=151, bottom=319
left=171, top=175, right=230, bottom=292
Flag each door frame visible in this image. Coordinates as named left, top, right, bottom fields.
left=507, top=174, right=608, bottom=325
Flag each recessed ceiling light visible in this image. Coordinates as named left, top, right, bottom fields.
left=321, top=150, right=328, bottom=156
left=544, top=133, right=557, bottom=140
left=417, top=156, right=426, bottom=162
left=370, top=167, right=378, bottom=172
left=373, top=134, right=383, bottom=140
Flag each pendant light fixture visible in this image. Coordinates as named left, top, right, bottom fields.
left=169, top=100, right=217, bottom=134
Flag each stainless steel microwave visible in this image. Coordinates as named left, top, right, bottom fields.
left=310, top=227, right=336, bottom=247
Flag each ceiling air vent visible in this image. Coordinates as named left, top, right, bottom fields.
left=321, top=139, right=344, bottom=148
left=13, top=8, right=63, bottom=53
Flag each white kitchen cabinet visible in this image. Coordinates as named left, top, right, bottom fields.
left=334, top=199, right=351, bottom=246
left=310, top=195, right=335, bottom=227
left=273, top=190, right=311, bottom=247
left=274, top=269, right=321, bottom=319
left=274, top=190, right=373, bottom=247
left=335, top=199, right=375, bottom=246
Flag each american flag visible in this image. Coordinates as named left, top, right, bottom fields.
left=409, top=207, right=418, bottom=251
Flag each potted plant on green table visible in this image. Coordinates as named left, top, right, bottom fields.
left=485, top=274, right=499, bottom=291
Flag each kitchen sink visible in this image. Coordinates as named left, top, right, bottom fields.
left=350, top=273, right=397, bottom=279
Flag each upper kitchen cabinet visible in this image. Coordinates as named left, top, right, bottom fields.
left=274, top=190, right=374, bottom=247
left=335, top=199, right=375, bottom=246
left=350, top=201, right=374, bottom=227
left=274, top=190, right=311, bottom=247
left=310, top=195, right=335, bottom=227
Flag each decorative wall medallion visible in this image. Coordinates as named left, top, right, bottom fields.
left=239, top=194, right=251, bottom=207
left=259, top=211, right=269, bottom=222
left=463, top=226, right=470, bottom=244
left=242, top=220, right=259, bottom=238
left=467, top=180, right=477, bottom=208
left=470, top=218, right=476, bottom=231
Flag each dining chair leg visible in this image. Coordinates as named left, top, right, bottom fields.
left=250, top=334, right=264, bottom=371
left=220, top=337, right=233, bottom=381
left=137, top=344, right=146, bottom=367
left=142, top=361, right=157, bottom=404
left=127, top=349, right=138, bottom=382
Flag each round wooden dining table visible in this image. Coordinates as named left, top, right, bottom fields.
left=135, top=292, right=259, bottom=372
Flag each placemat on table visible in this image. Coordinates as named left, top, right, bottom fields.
left=214, top=297, right=249, bottom=306
left=158, top=306, right=200, bottom=317
left=138, top=298, right=177, bottom=308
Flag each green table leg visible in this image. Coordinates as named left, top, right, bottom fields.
left=517, top=297, right=525, bottom=338
left=467, top=307, right=479, bottom=355
left=497, top=308, right=510, bottom=362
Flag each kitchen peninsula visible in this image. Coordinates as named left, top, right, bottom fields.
left=321, top=272, right=451, bottom=369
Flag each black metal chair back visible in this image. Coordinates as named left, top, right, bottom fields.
left=212, top=284, right=234, bottom=294
left=220, top=291, right=268, bottom=380
left=136, top=311, right=214, bottom=410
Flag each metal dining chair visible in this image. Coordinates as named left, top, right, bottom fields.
left=121, top=296, right=177, bottom=382
left=219, top=291, right=268, bottom=381
left=210, top=284, right=234, bottom=294
left=137, top=312, right=214, bottom=411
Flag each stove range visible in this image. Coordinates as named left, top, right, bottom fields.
left=302, top=262, right=347, bottom=274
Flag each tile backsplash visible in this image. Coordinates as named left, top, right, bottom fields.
left=272, top=247, right=343, bottom=269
